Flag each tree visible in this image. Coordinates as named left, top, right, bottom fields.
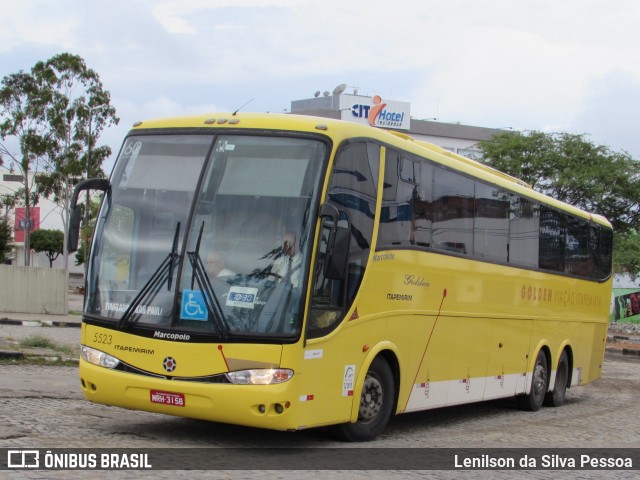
left=478, top=130, right=640, bottom=277
left=478, top=131, right=640, bottom=234
left=0, top=53, right=119, bottom=269
left=30, top=229, right=64, bottom=268
left=613, top=231, right=640, bottom=280
left=32, top=53, right=118, bottom=270
left=74, top=197, right=101, bottom=266
left=0, top=70, right=51, bottom=266
left=1, top=193, right=15, bottom=224
left=0, top=218, right=12, bottom=263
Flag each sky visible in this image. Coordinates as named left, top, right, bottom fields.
left=1, top=0, right=640, bottom=173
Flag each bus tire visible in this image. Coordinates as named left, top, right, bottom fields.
left=544, top=350, right=569, bottom=407
left=333, top=356, right=395, bottom=442
left=517, top=349, right=548, bottom=412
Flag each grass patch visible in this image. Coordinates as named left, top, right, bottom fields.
left=19, top=335, right=76, bottom=355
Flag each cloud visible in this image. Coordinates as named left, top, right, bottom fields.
left=99, top=94, right=229, bottom=173
left=2, top=0, right=640, bottom=165
left=572, top=71, right=640, bottom=156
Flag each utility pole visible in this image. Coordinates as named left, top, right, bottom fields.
left=83, top=106, right=99, bottom=279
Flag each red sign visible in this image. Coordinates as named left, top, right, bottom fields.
left=14, top=207, right=40, bottom=243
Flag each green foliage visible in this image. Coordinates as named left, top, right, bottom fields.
left=74, top=228, right=89, bottom=266
left=478, top=130, right=640, bottom=277
left=0, top=218, right=12, bottom=263
left=613, top=232, right=640, bottom=280
left=74, top=198, right=100, bottom=266
left=19, top=334, right=75, bottom=355
left=29, top=229, right=64, bottom=267
left=32, top=52, right=119, bottom=200
left=0, top=69, right=52, bottom=264
left=1, top=52, right=119, bottom=266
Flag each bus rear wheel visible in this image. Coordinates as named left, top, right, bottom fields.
left=333, top=356, right=395, bottom=442
left=544, top=350, right=569, bottom=407
left=517, top=349, right=548, bottom=412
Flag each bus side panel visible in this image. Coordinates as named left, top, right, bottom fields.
left=401, top=316, right=532, bottom=411
left=364, top=250, right=612, bottom=413
left=483, top=318, right=532, bottom=399
left=282, top=318, right=391, bottom=429
left=587, top=322, right=607, bottom=383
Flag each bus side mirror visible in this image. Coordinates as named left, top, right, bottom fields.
left=319, top=203, right=350, bottom=280
left=68, top=205, right=83, bottom=252
left=67, top=178, right=110, bottom=253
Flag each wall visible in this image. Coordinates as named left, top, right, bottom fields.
left=612, top=288, right=640, bottom=324
left=0, top=265, right=68, bottom=315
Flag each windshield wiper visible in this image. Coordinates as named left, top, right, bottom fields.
left=186, top=222, right=230, bottom=339
left=118, top=222, right=181, bottom=330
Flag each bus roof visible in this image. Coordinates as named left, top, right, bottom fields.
left=129, top=112, right=612, bottom=229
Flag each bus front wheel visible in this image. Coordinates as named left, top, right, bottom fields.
left=333, top=356, right=395, bottom=442
left=544, top=350, right=569, bottom=407
left=517, top=349, right=548, bottom=412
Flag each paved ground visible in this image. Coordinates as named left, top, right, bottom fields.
left=1, top=294, right=639, bottom=478
left=1, top=355, right=638, bottom=479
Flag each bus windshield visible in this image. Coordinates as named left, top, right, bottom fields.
left=86, top=133, right=327, bottom=340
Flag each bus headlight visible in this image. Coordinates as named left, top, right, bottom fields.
left=225, top=369, right=293, bottom=385
left=81, top=345, right=120, bottom=369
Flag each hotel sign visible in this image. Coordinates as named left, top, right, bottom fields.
left=339, top=94, right=410, bottom=130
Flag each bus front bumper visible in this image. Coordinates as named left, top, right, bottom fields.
left=79, top=359, right=303, bottom=431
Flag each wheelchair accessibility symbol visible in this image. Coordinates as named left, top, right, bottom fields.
left=180, top=289, right=207, bottom=321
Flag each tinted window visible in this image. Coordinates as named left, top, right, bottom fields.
left=432, top=167, right=474, bottom=255
left=379, top=150, right=411, bottom=246
left=566, top=217, right=590, bottom=276
left=474, top=183, right=509, bottom=261
left=590, top=224, right=613, bottom=280
left=309, top=142, right=379, bottom=337
left=373, top=148, right=612, bottom=281
left=509, top=196, right=540, bottom=268
left=539, top=207, right=566, bottom=272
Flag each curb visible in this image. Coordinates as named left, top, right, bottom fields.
left=621, top=348, right=640, bottom=357
left=605, top=346, right=640, bottom=358
left=0, top=318, right=81, bottom=328
left=0, top=350, right=25, bottom=360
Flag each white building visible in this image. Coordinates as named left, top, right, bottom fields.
left=0, top=166, right=83, bottom=273
left=290, top=88, right=508, bottom=159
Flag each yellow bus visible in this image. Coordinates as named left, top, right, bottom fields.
left=69, top=112, right=613, bottom=441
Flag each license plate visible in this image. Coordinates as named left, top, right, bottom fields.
left=150, top=390, right=185, bottom=407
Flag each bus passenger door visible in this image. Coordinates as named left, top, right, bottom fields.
left=296, top=142, right=380, bottom=429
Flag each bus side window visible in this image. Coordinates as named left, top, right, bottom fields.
left=508, top=197, right=539, bottom=268
left=432, top=167, right=474, bottom=255
left=539, top=207, right=566, bottom=272
left=474, top=184, right=509, bottom=262
left=566, top=216, right=590, bottom=276
left=378, top=150, right=432, bottom=247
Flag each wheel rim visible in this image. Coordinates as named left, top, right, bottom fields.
left=358, top=373, right=383, bottom=423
